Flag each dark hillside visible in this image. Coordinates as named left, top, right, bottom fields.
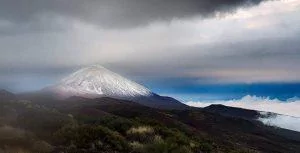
left=0, top=93, right=299, bottom=153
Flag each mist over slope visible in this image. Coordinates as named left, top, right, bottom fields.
left=186, top=95, right=300, bottom=117
left=187, top=95, right=300, bottom=132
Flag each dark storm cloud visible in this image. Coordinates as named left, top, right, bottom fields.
left=0, top=0, right=266, bottom=29
left=0, top=0, right=299, bottom=93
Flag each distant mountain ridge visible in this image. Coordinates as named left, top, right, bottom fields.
left=0, top=89, right=15, bottom=100
left=203, top=104, right=260, bottom=119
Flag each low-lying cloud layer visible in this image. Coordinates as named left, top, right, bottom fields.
left=258, top=114, right=300, bottom=132
left=186, top=95, right=300, bottom=117
left=186, top=95, right=300, bottom=132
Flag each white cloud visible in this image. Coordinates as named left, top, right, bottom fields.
left=258, top=114, right=300, bottom=132
left=226, top=0, right=300, bottom=20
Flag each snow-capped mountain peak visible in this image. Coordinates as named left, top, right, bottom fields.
left=45, top=65, right=186, bottom=109
left=49, top=65, right=152, bottom=98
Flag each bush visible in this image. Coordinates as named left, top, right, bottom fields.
left=32, top=140, right=53, bottom=153
left=55, top=125, right=130, bottom=152
left=199, top=143, right=213, bottom=153
left=98, top=116, right=136, bottom=134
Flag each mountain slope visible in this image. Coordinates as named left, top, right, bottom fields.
left=203, top=104, right=260, bottom=120
left=1, top=94, right=300, bottom=153
left=45, top=65, right=186, bottom=109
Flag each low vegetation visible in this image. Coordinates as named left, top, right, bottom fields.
left=0, top=97, right=299, bottom=153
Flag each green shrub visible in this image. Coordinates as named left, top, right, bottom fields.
left=32, top=140, right=53, bottom=153
left=55, top=125, right=130, bottom=152
left=98, top=116, right=136, bottom=134
left=199, top=143, right=213, bottom=153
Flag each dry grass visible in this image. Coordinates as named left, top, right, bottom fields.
left=0, top=148, right=31, bottom=153
left=0, top=125, right=25, bottom=139
left=127, top=126, right=154, bottom=135
left=129, top=141, right=144, bottom=149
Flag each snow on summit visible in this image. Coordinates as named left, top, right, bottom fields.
left=49, top=65, right=152, bottom=98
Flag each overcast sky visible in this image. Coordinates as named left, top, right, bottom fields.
left=1, top=0, right=300, bottom=94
